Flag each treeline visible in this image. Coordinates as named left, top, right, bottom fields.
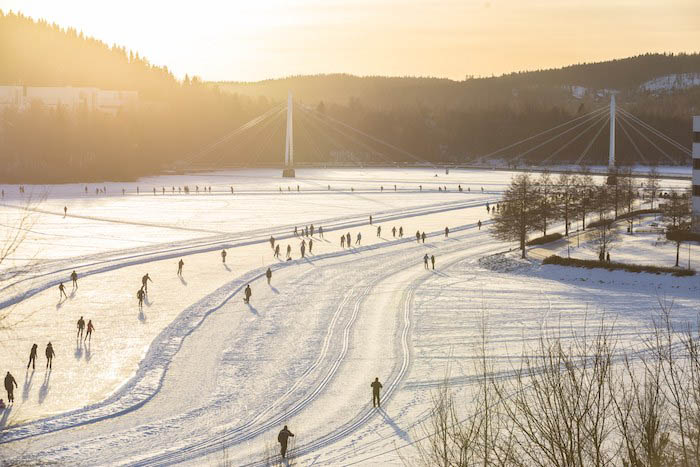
left=0, top=10, right=277, bottom=183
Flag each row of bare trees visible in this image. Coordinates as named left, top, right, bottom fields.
left=413, top=304, right=700, bottom=467
left=491, top=168, right=692, bottom=260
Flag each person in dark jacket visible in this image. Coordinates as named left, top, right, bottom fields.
left=4, top=372, right=17, bottom=403
left=70, top=270, right=78, bottom=289
left=221, top=250, right=227, bottom=263
left=244, top=284, right=252, bottom=304
left=431, top=255, right=436, bottom=270
left=58, top=282, right=68, bottom=300
left=421, top=232, right=426, bottom=243
left=416, top=231, right=420, bottom=243
left=423, top=254, right=429, bottom=269
left=45, top=342, right=55, bottom=369
left=444, top=227, right=449, bottom=237
left=177, top=259, right=184, bottom=276
left=371, top=377, right=383, bottom=408
left=77, top=316, right=85, bottom=340
left=85, top=320, right=95, bottom=342
left=142, top=273, right=152, bottom=292
left=28, top=343, right=38, bottom=369
left=137, top=287, right=145, bottom=309
left=278, top=425, right=295, bottom=458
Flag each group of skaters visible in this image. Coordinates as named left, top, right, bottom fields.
left=137, top=273, right=152, bottom=309
left=2, top=343, right=55, bottom=409
left=58, top=270, right=79, bottom=301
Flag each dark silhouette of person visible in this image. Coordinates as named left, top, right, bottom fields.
left=444, top=227, right=449, bottom=237
left=300, top=242, right=306, bottom=258
left=424, top=254, right=429, bottom=269
left=28, top=343, right=38, bottom=369
left=70, top=270, right=78, bottom=289
left=371, top=377, right=383, bottom=408
left=346, top=232, right=351, bottom=247
left=416, top=231, right=420, bottom=243
left=274, top=244, right=280, bottom=258
left=278, top=425, right=295, bottom=458
left=377, top=226, right=381, bottom=237
left=606, top=252, right=611, bottom=262
left=392, top=226, right=396, bottom=237
left=286, top=245, right=291, bottom=259
left=137, top=287, right=145, bottom=309
left=178, top=259, right=184, bottom=276
left=64, top=206, right=67, bottom=217
left=431, top=255, right=436, bottom=270
left=221, top=250, right=227, bottom=263
left=399, top=227, right=403, bottom=238
left=421, top=232, right=426, bottom=243
left=309, top=239, right=313, bottom=254
left=369, top=215, right=373, bottom=225
left=4, top=372, right=17, bottom=403
left=270, top=236, right=275, bottom=249
left=356, top=232, right=362, bottom=245
left=319, top=226, right=324, bottom=238
left=294, top=226, right=298, bottom=236
left=58, top=282, right=67, bottom=299
left=310, top=225, right=315, bottom=236
left=45, top=342, right=55, bottom=369
left=341, top=235, right=345, bottom=248
left=85, top=320, right=95, bottom=342
left=77, top=316, right=85, bottom=340
left=266, top=268, right=272, bottom=285
left=478, top=220, right=482, bottom=230
left=244, top=284, right=252, bottom=304
left=142, top=273, right=152, bottom=293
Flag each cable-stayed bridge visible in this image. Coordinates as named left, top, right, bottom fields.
left=178, top=94, right=692, bottom=176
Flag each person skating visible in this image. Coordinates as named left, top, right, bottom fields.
left=346, top=233, right=351, bottom=247
left=58, top=282, right=68, bottom=300
left=392, top=226, right=396, bottom=238
left=177, top=259, right=184, bottom=276
left=270, top=236, right=275, bottom=249
left=355, top=232, right=362, bottom=245
left=310, top=225, right=314, bottom=236
left=309, top=238, right=313, bottom=254
left=371, top=377, right=383, bottom=408
left=431, top=255, right=436, bottom=270
left=399, top=227, right=403, bottom=238
left=278, top=425, right=295, bottom=459
left=444, top=227, right=449, bottom=238
left=137, top=287, right=145, bottom=309
left=424, top=254, right=429, bottom=269
left=85, top=320, right=95, bottom=342
left=221, top=249, right=227, bottom=263
left=377, top=226, right=381, bottom=237
left=300, top=241, right=306, bottom=258
left=45, top=342, right=55, bottom=369
left=27, top=343, right=38, bottom=370
left=70, top=270, right=78, bottom=289
left=421, top=232, right=426, bottom=243
left=266, top=268, right=272, bottom=285
left=244, top=284, right=252, bottom=304
left=4, top=372, right=17, bottom=403
left=77, top=316, right=85, bottom=340
left=274, top=244, right=280, bottom=258
left=318, top=226, right=324, bottom=238
left=369, top=215, right=372, bottom=225
left=478, top=220, right=482, bottom=230
left=64, top=206, right=67, bottom=217
left=340, top=235, right=345, bottom=248
left=286, top=244, right=292, bottom=259
left=415, top=231, right=420, bottom=243
left=142, top=273, right=152, bottom=293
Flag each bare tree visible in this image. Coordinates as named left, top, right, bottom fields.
left=491, top=173, right=540, bottom=258
left=644, top=167, right=661, bottom=210
left=663, top=190, right=692, bottom=267
left=556, top=173, right=577, bottom=236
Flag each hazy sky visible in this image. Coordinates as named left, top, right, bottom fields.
left=2, top=0, right=699, bottom=82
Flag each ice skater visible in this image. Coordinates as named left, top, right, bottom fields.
left=421, top=232, right=426, bottom=243
left=266, top=268, right=272, bottom=285
left=278, top=425, right=295, bottom=459
left=221, top=249, right=227, bottom=263
left=70, top=270, right=78, bottom=289
left=4, top=372, right=17, bottom=403
left=142, top=273, right=152, bottom=293
left=270, top=236, right=275, bottom=249
left=341, top=235, right=345, bottom=248
left=424, top=254, right=429, bottom=269
left=355, top=232, right=362, bottom=245
left=416, top=231, right=421, bottom=243
left=77, top=316, right=85, bottom=340
left=85, top=320, right=95, bottom=342
left=177, top=259, right=184, bottom=275
left=286, top=245, right=292, bottom=259
left=27, top=343, right=38, bottom=369
left=274, top=244, right=280, bottom=258
left=392, top=226, right=396, bottom=237
left=45, top=342, right=55, bottom=369
left=371, top=377, right=383, bottom=408
left=244, top=284, right=252, bottom=304
left=346, top=232, right=351, bottom=247
left=64, top=206, right=67, bottom=217
left=431, top=255, right=436, bottom=270
left=58, top=282, right=68, bottom=300
left=309, top=238, right=313, bottom=254
left=300, top=241, right=306, bottom=258
left=444, top=227, right=449, bottom=238
left=377, top=226, right=381, bottom=237
left=478, top=220, right=482, bottom=230
left=137, top=287, right=145, bottom=309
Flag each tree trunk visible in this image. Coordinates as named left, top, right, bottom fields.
left=520, top=235, right=526, bottom=259
left=676, top=242, right=680, bottom=267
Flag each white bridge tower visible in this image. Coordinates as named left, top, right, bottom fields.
left=282, top=92, right=295, bottom=178
left=608, top=94, right=616, bottom=169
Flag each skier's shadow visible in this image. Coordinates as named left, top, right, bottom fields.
left=74, top=340, right=83, bottom=360
left=0, top=406, right=10, bottom=430
left=69, top=289, right=76, bottom=299
left=22, top=369, right=35, bottom=401
left=269, top=285, right=279, bottom=294
left=378, top=408, right=410, bottom=442
left=144, top=296, right=153, bottom=307
left=431, top=270, right=448, bottom=277
left=38, top=370, right=52, bottom=404
left=246, top=303, right=259, bottom=315
left=138, top=310, right=146, bottom=323
left=56, top=298, right=65, bottom=309
left=179, top=275, right=188, bottom=286
left=223, top=264, right=231, bottom=272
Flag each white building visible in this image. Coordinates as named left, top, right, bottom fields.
left=693, top=116, right=700, bottom=232
left=0, top=86, right=137, bottom=115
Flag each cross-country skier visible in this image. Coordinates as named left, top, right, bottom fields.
left=137, top=287, right=145, bottom=309
left=278, top=425, right=295, bottom=459
left=424, top=254, right=429, bottom=269
left=431, top=255, right=435, bottom=270
left=177, top=259, right=184, bottom=275
left=221, top=250, right=227, bottom=263
left=444, top=227, right=449, bottom=237
left=266, top=268, right=272, bottom=285
left=4, top=372, right=17, bottom=403
left=356, top=232, right=362, bottom=245
left=59, top=282, right=68, bottom=300
left=70, top=270, right=78, bottom=289
left=27, top=343, right=38, bottom=369
left=77, top=316, right=85, bottom=340
left=371, top=377, right=383, bottom=408
left=45, top=342, right=55, bottom=369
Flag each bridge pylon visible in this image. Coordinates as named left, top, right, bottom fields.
left=282, top=92, right=295, bottom=178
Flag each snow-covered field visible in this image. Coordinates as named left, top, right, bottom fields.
left=0, top=168, right=697, bottom=465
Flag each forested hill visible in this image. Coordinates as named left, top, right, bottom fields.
left=216, top=53, right=700, bottom=110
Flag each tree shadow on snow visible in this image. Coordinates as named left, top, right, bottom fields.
left=22, top=368, right=35, bottom=401
left=378, top=408, right=410, bottom=442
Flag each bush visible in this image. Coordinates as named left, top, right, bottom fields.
left=587, top=218, right=615, bottom=229
left=616, top=208, right=661, bottom=220
left=542, top=255, right=695, bottom=276
left=526, top=232, right=564, bottom=246
left=667, top=230, right=700, bottom=243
